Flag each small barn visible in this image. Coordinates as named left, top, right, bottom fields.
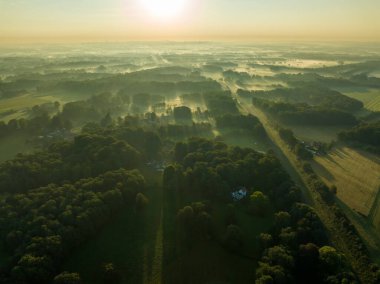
left=231, top=187, right=248, bottom=201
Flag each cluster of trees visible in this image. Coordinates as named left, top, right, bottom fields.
left=61, top=93, right=128, bottom=124
left=177, top=202, right=214, bottom=244
left=0, top=133, right=142, bottom=193
left=158, top=123, right=213, bottom=139
left=203, top=92, right=239, bottom=117
left=0, top=79, right=34, bottom=99
left=43, top=74, right=221, bottom=99
left=242, top=85, right=363, bottom=111
left=252, top=97, right=358, bottom=126
left=338, top=122, right=380, bottom=154
left=278, top=128, right=313, bottom=160
left=82, top=124, right=162, bottom=159
left=0, top=169, right=146, bottom=284
left=0, top=112, right=72, bottom=139
left=165, top=138, right=295, bottom=204
left=247, top=145, right=360, bottom=283
left=28, top=102, right=60, bottom=117
left=173, top=106, right=193, bottom=123
left=215, top=114, right=267, bottom=137
left=131, top=93, right=165, bottom=111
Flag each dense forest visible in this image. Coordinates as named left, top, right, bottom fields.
left=0, top=169, right=146, bottom=284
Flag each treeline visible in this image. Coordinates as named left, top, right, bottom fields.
left=338, top=122, right=380, bottom=154
left=158, top=123, right=213, bottom=139
left=165, top=138, right=295, bottom=204
left=81, top=124, right=162, bottom=159
left=215, top=114, right=267, bottom=137
left=278, top=128, right=313, bottom=160
left=0, top=169, right=146, bottom=284
left=0, top=109, right=73, bottom=138
left=0, top=133, right=143, bottom=193
left=61, top=92, right=129, bottom=124
left=239, top=85, right=363, bottom=111
left=203, top=92, right=239, bottom=117
left=0, top=112, right=72, bottom=139
left=40, top=76, right=221, bottom=98
left=252, top=97, right=358, bottom=126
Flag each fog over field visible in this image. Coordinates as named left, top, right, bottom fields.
left=0, top=41, right=380, bottom=284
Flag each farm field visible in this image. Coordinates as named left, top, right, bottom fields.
left=342, top=88, right=380, bottom=112
left=312, top=146, right=380, bottom=216
left=0, top=94, right=56, bottom=122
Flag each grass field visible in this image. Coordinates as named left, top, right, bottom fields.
left=342, top=88, right=380, bottom=112
left=312, top=146, right=380, bottom=216
left=0, top=94, right=57, bottom=122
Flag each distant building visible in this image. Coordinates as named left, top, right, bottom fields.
left=231, top=186, right=248, bottom=201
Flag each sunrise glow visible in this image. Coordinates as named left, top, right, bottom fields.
left=139, top=0, right=188, bottom=20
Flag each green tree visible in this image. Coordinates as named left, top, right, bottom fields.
left=259, top=233, right=273, bottom=250
left=295, top=143, right=313, bottom=160
left=53, top=272, right=82, bottom=284
left=274, top=211, right=291, bottom=232
left=250, top=191, right=270, bottom=216
left=135, top=193, right=149, bottom=212
left=102, top=262, right=121, bottom=284
left=319, top=246, right=345, bottom=274
left=173, top=106, right=192, bottom=123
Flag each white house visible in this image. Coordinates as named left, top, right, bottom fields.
left=231, top=187, right=248, bottom=201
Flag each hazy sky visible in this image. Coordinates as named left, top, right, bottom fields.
left=0, top=0, right=379, bottom=42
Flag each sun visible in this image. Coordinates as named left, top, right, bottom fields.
left=139, top=0, right=188, bottom=20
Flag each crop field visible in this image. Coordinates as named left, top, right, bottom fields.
left=312, top=147, right=380, bottom=216
left=343, top=89, right=380, bottom=112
